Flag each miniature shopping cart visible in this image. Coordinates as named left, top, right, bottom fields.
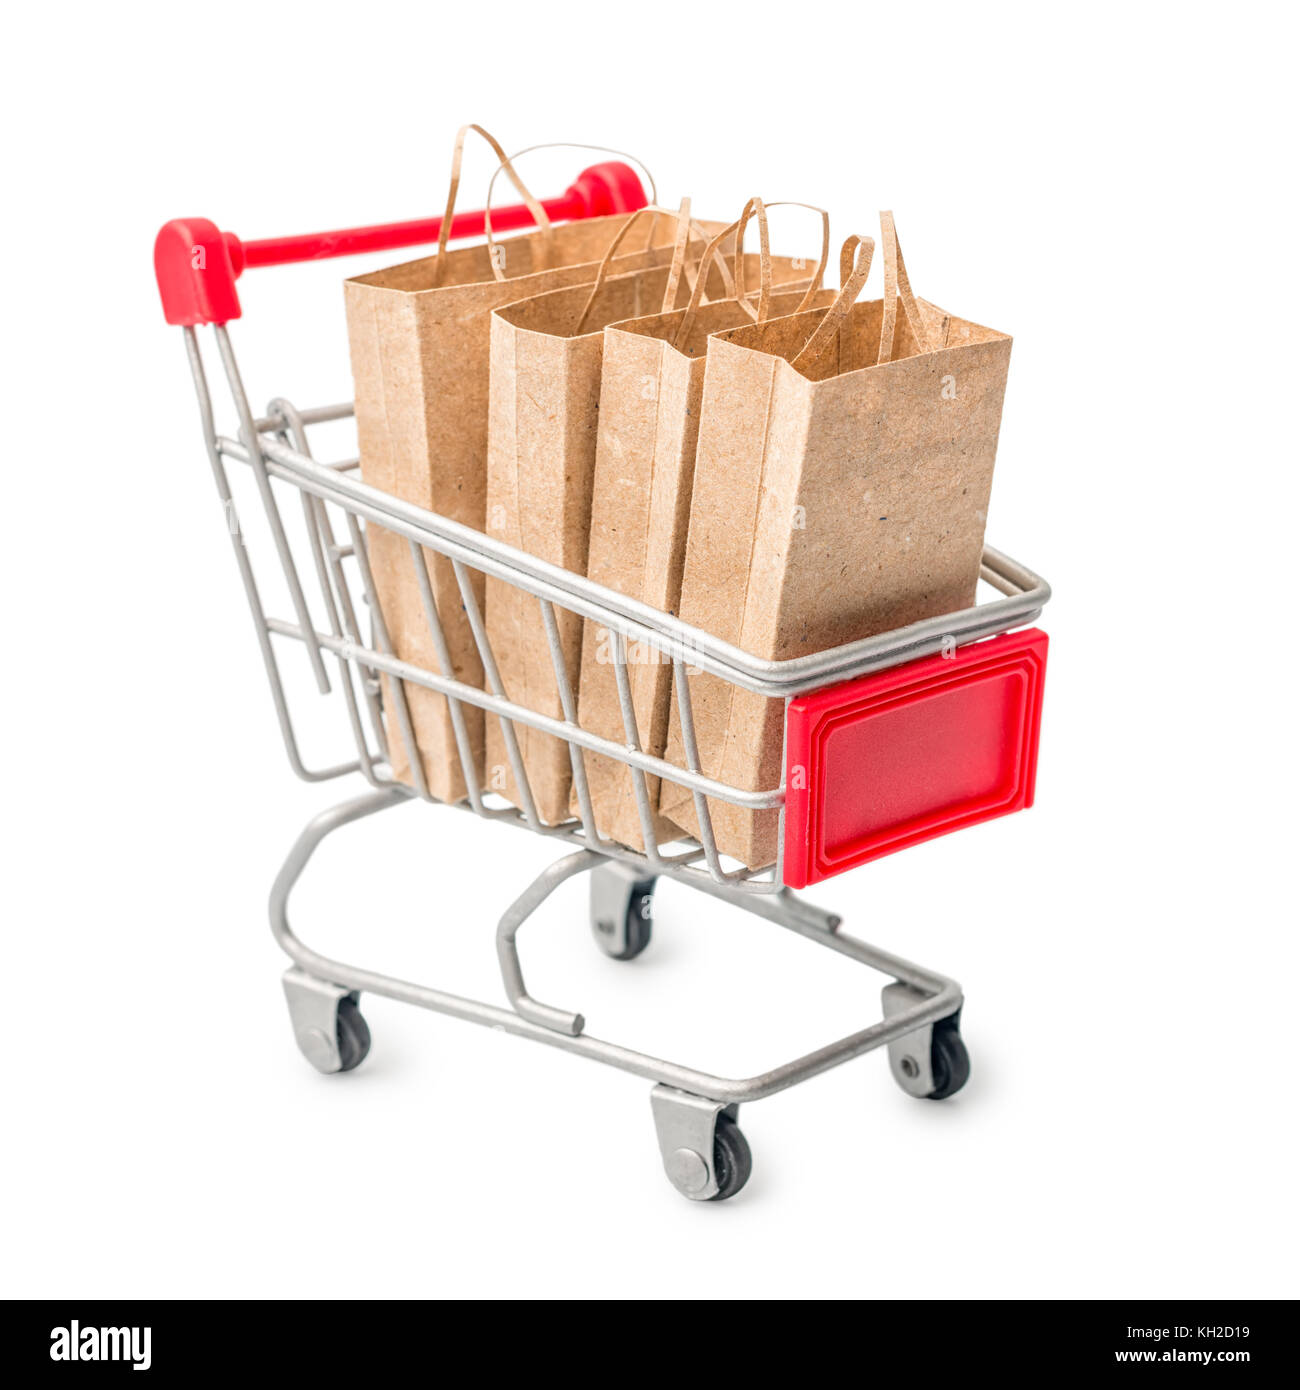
left=155, top=160, right=1051, bottom=1202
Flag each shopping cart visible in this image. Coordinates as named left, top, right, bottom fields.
left=155, top=159, right=1051, bottom=1201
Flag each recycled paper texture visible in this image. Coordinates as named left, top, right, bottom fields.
left=661, top=216, right=1013, bottom=868
left=575, top=206, right=830, bottom=848
left=345, top=184, right=711, bottom=801
left=484, top=213, right=821, bottom=825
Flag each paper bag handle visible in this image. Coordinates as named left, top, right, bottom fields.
left=730, top=196, right=773, bottom=324
left=672, top=198, right=832, bottom=351
left=482, top=141, right=661, bottom=286
left=432, top=125, right=553, bottom=288
left=790, top=211, right=934, bottom=372
left=670, top=213, right=742, bottom=349
left=790, top=234, right=874, bottom=370
left=572, top=199, right=696, bottom=334
left=733, top=201, right=831, bottom=320
left=670, top=199, right=770, bottom=350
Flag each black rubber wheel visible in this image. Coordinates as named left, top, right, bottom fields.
left=926, top=1017, right=970, bottom=1100
left=707, top=1115, right=753, bottom=1201
left=335, top=997, right=371, bottom=1073
left=605, top=879, right=655, bottom=961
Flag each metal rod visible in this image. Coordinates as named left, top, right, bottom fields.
left=495, top=849, right=603, bottom=1035
left=213, top=328, right=331, bottom=694
left=451, top=559, right=541, bottom=830
left=181, top=331, right=356, bottom=783
left=775, top=696, right=790, bottom=889
left=222, top=434, right=1050, bottom=698
left=672, top=658, right=725, bottom=876
left=409, top=540, right=483, bottom=812
left=344, top=515, right=432, bottom=801
left=309, top=500, right=388, bottom=758
left=612, top=630, right=664, bottom=867
left=263, top=617, right=786, bottom=813
left=270, top=789, right=963, bottom=1105
left=270, top=397, right=382, bottom=789
left=251, top=402, right=354, bottom=434
left=539, top=599, right=600, bottom=845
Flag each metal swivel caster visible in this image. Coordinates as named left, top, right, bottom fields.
left=590, top=863, right=656, bottom=961
left=882, top=983, right=970, bottom=1100
left=650, top=1086, right=752, bottom=1201
left=282, top=968, right=371, bottom=1074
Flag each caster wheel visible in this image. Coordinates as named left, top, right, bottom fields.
left=707, top=1115, right=753, bottom=1201
left=926, top=1017, right=970, bottom=1100
left=596, top=878, right=655, bottom=961
left=335, top=997, right=371, bottom=1073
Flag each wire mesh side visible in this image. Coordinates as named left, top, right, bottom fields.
left=268, top=398, right=385, bottom=789
left=182, top=329, right=361, bottom=783
left=671, top=656, right=726, bottom=880
left=206, top=437, right=792, bottom=885
left=343, top=512, right=431, bottom=801
left=609, top=629, right=666, bottom=869
left=190, top=334, right=1045, bottom=893
left=539, top=598, right=601, bottom=845
left=448, top=558, right=540, bottom=830
left=408, top=540, right=484, bottom=813
left=185, top=325, right=786, bottom=884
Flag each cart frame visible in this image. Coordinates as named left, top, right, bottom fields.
left=163, top=168, right=1050, bottom=1201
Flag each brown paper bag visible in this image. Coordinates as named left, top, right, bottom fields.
left=482, top=203, right=698, bottom=825
left=661, top=213, right=1014, bottom=868
left=483, top=203, right=823, bottom=824
left=343, top=127, right=699, bottom=802
left=574, top=200, right=833, bottom=849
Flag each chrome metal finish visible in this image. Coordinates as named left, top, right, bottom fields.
left=611, top=630, right=663, bottom=868
left=214, top=326, right=331, bottom=696
left=344, top=510, right=430, bottom=802
left=218, top=429, right=1050, bottom=697
left=453, top=558, right=540, bottom=830
left=882, top=982, right=940, bottom=1098
left=181, top=331, right=359, bottom=783
left=650, top=1087, right=736, bottom=1200
left=282, top=968, right=355, bottom=1074
left=540, top=598, right=598, bottom=842
left=268, top=787, right=965, bottom=1106
left=410, top=539, right=483, bottom=811
left=496, top=850, right=600, bottom=1036
left=589, top=860, right=653, bottom=957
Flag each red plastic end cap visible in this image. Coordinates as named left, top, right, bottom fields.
left=154, top=218, right=243, bottom=326
left=564, top=161, right=648, bottom=219
left=782, top=628, right=1050, bottom=888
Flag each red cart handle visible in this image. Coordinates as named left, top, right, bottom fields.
left=154, top=159, right=647, bottom=327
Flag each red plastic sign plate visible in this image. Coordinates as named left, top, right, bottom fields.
left=782, top=628, right=1049, bottom=887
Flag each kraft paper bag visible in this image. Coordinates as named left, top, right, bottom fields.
left=661, top=213, right=1013, bottom=869
left=343, top=126, right=700, bottom=802
left=483, top=203, right=823, bottom=824
left=482, top=204, right=697, bottom=825
left=574, top=200, right=832, bottom=849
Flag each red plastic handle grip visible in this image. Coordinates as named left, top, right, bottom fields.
left=154, top=160, right=647, bottom=327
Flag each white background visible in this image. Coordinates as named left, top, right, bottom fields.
left=4, top=2, right=1296, bottom=1300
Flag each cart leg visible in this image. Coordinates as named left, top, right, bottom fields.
left=589, top=862, right=656, bottom=961
left=650, top=1085, right=752, bottom=1202
left=881, top=983, right=969, bottom=1100
left=282, top=967, right=371, bottom=1074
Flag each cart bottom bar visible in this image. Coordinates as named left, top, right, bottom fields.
left=270, top=786, right=963, bottom=1108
